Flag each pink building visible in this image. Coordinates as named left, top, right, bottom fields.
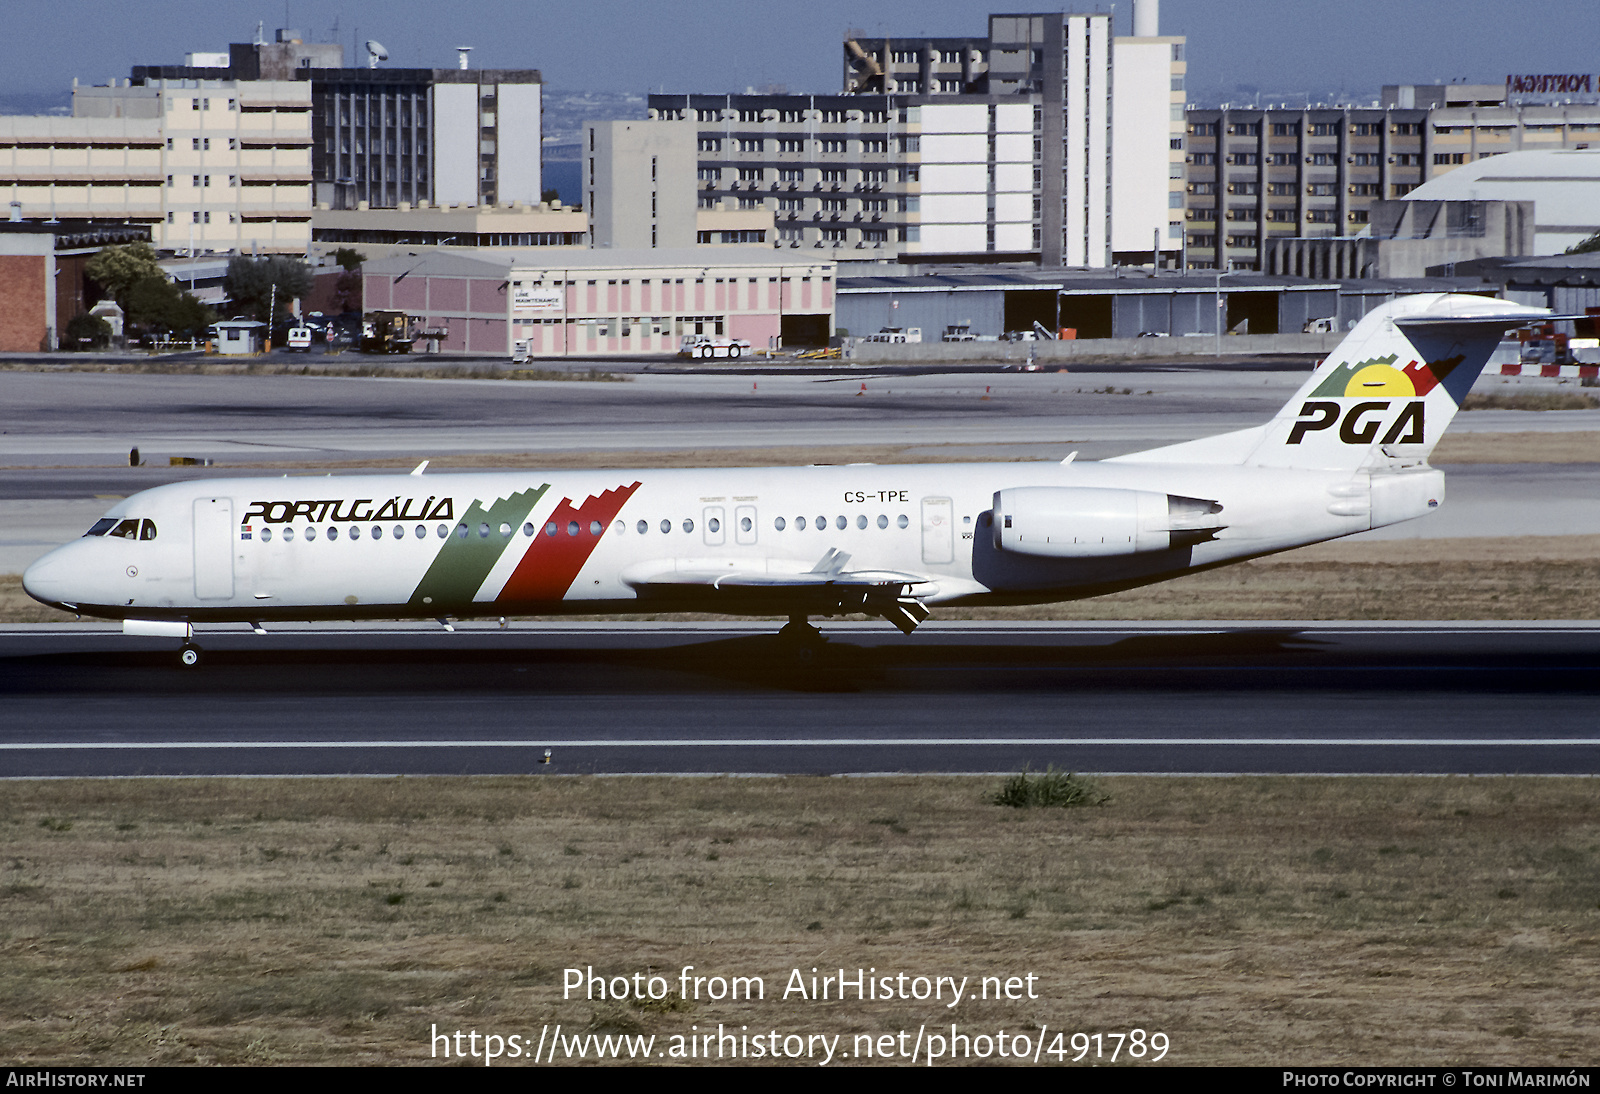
left=363, top=247, right=836, bottom=356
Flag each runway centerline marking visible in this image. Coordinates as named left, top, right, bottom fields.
left=4, top=738, right=1599, bottom=750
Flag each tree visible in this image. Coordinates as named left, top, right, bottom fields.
left=331, top=247, right=366, bottom=271
left=1565, top=231, right=1600, bottom=256
left=124, top=276, right=215, bottom=336
left=64, top=312, right=111, bottom=350
left=224, top=255, right=314, bottom=322
left=85, top=242, right=165, bottom=307
left=332, top=268, right=363, bottom=314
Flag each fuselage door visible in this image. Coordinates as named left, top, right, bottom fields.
left=193, top=497, right=235, bottom=599
left=703, top=505, right=726, bottom=546
left=921, top=496, right=954, bottom=565
left=735, top=504, right=757, bottom=545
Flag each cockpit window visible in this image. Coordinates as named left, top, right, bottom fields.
left=85, top=517, right=155, bottom=540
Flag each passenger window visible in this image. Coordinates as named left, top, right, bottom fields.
left=545, top=521, right=559, bottom=537
left=683, top=518, right=694, bottom=533
left=567, top=521, right=579, bottom=537
left=614, top=520, right=624, bottom=534
left=260, top=527, right=273, bottom=542
left=589, top=521, right=602, bottom=536
left=815, top=515, right=825, bottom=529
left=796, top=516, right=806, bottom=530
left=660, top=519, right=671, bottom=534
left=897, top=514, right=909, bottom=528
left=349, top=525, right=361, bottom=540
left=283, top=527, right=296, bottom=542
left=708, top=517, right=721, bottom=534
left=478, top=523, right=490, bottom=538
left=395, top=525, right=407, bottom=539
left=328, top=526, right=339, bottom=541
left=877, top=515, right=888, bottom=529
left=637, top=519, right=648, bottom=534
left=855, top=515, right=867, bottom=530
left=457, top=523, right=470, bottom=539
left=419, top=525, right=430, bottom=539
left=305, top=526, right=318, bottom=541
left=775, top=516, right=786, bottom=531
left=140, top=519, right=158, bottom=541
left=741, top=517, right=752, bottom=533
left=439, top=525, right=450, bottom=538
left=835, top=515, right=847, bottom=530
left=524, top=522, right=536, bottom=537
left=498, top=523, right=511, bottom=537
left=372, top=525, right=384, bottom=539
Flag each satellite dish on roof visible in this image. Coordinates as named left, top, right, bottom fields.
left=365, top=40, right=389, bottom=68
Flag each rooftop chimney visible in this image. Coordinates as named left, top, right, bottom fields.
left=456, top=46, right=472, bottom=70
left=1132, top=0, right=1159, bottom=36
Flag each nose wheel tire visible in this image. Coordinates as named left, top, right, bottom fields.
left=179, top=643, right=202, bottom=668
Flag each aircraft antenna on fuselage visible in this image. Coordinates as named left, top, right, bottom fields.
left=410, top=461, right=429, bottom=476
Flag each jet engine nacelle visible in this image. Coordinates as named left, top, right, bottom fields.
left=993, top=487, right=1224, bottom=558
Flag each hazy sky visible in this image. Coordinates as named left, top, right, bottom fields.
left=4, top=0, right=1596, bottom=100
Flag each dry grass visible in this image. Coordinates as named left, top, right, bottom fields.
left=1431, top=431, right=1600, bottom=464
left=1, top=776, right=1596, bottom=1065
left=1462, top=391, right=1600, bottom=412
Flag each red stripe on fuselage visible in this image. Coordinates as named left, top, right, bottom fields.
left=496, top=482, right=641, bottom=604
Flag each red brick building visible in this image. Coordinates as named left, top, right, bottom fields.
left=0, top=220, right=151, bottom=351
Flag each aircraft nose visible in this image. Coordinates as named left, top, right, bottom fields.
left=23, top=545, right=83, bottom=608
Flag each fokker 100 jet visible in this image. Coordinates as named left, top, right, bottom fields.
left=23, top=293, right=1560, bottom=666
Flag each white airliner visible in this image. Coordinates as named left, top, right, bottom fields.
left=22, top=294, right=1557, bottom=666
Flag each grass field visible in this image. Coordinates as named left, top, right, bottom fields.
left=2, top=776, right=1596, bottom=1066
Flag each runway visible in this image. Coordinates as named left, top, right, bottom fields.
left=0, top=365, right=1593, bottom=782
left=1, top=622, right=1595, bottom=777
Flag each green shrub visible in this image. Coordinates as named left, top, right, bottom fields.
left=992, top=767, right=1109, bottom=809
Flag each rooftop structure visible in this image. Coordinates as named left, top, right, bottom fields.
left=1404, top=149, right=1600, bottom=255
left=132, top=30, right=543, bottom=211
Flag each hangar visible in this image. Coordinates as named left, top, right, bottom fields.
left=837, top=269, right=1349, bottom=340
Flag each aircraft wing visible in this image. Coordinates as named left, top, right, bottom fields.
left=622, top=548, right=938, bottom=633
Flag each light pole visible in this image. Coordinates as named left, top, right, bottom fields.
left=1214, top=260, right=1231, bottom=357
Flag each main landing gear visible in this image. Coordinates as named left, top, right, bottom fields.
left=777, top=616, right=826, bottom=663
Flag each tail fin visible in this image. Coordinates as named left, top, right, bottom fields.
left=1245, top=293, right=1557, bottom=470
left=1111, top=293, right=1563, bottom=468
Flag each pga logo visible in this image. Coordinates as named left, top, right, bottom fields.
left=1287, top=399, right=1424, bottom=446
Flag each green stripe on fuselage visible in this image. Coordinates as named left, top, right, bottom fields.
left=407, top=485, right=547, bottom=608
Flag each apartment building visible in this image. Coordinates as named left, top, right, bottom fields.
left=1181, top=107, right=1430, bottom=271
left=308, top=67, right=541, bottom=210
left=640, top=7, right=1181, bottom=269
left=132, top=30, right=542, bottom=211
left=0, top=77, right=312, bottom=255
left=1188, top=83, right=1600, bottom=272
